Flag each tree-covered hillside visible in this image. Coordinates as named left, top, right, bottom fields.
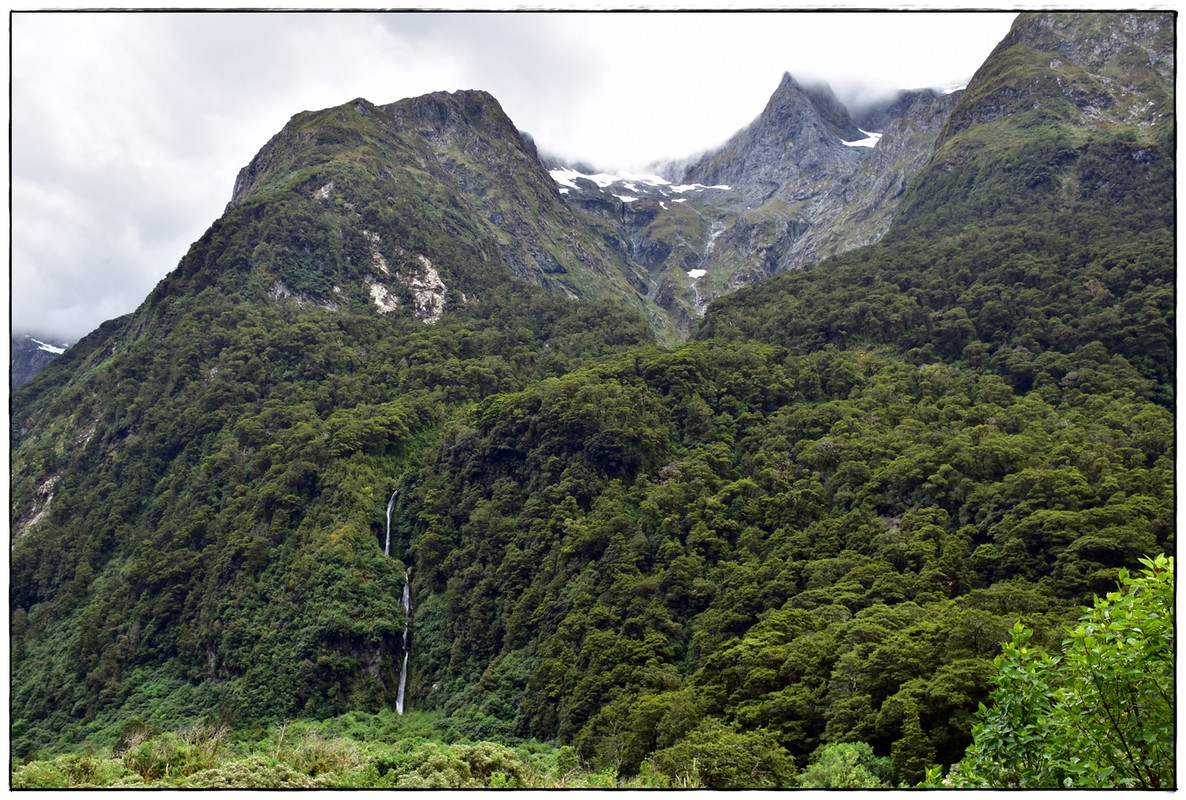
left=11, top=284, right=651, bottom=756
left=10, top=10, right=1174, bottom=788
left=401, top=340, right=1170, bottom=780
left=701, top=10, right=1174, bottom=405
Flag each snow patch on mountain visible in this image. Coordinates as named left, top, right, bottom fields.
left=549, top=167, right=730, bottom=194
left=842, top=129, right=883, bottom=148
left=549, top=167, right=623, bottom=189
left=673, top=182, right=731, bottom=192
left=31, top=338, right=66, bottom=355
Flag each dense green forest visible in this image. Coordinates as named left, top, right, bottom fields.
left=12, top=556, right=1171, bottom=788
left=10, top=11, right=1174, bottom=788
left=10, top=280, right=1173, bottom=785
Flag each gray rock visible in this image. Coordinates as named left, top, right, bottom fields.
left=11, top=335, right=70, bottom=387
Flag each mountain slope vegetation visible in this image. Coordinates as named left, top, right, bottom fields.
left=10, top=11, right=1174, bottom=788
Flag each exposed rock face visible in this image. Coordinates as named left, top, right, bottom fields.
left=795, top=89, right=964, bottom=260
left=368, top=280, right=400, bottom=314
left=267, top=279, right=342, bottom=311
left=547, top=72, right=961, bottom=328
left=13, top=470, right=60, bottom=542
left=407, top=254, right=447, bottom=323
left=683, top=73, right=868, bottom=205
left=850, top=88, right=943, bottom=133
left=11, top=335, right=70, bottom=387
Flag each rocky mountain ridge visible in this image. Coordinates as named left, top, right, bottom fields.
left=209, top=67, right=972, bottom=342
left=10, top=335, right=70, bottom=387
left=541, top=73, right=963, bottom=332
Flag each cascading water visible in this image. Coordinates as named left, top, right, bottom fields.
left=396, top=570, right=411, bottom=714
left=383, top=489, right=412, bottom=714
left=384, top=490, right=398, bottom=557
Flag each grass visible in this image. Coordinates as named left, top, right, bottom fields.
left=10, top=712, right=705, bottom=789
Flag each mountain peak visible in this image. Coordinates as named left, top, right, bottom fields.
left=11, top=335, right=70, bottom=387
left=769, top=72, right=864, bottom=141
left=387, top=89, right=519, bottom=143
left=939, top=10, right=1174, bottom=144
left=682, top=73, right=867, bottom=201
left=892, top=10, right=1174, bottom=240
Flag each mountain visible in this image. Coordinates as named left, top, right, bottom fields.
left=550, top=73, right=961, bottom=327
left=893, top=10, right=1174, bottom=240
left=683, top=73, right=867, bottom=200
left=11, top=335, right=71, bottom=387
left=9, top=11, right=1174, bottom=789
left=173, top=92, right=669, bottom=336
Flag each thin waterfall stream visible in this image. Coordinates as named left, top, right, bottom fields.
left=384, top=490, right=398, bottom=557
left=384, top=489, right=412, bottom=714
left=396, top=571, right=411, bottom=714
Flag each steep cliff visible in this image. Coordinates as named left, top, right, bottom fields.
left=547, top=73, right=960, bottom=330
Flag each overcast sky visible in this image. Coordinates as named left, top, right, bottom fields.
left=11, top=10, right=1021, bottom=343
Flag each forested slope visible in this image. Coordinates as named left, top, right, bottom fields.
left=10, top=285, right=652, bottom=758
left=10, top=10, right=1174, bottom=789
left=401, top=340, right=1171, bottom=781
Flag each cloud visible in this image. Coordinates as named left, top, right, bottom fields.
left=10, top=10, right=1017, bottom=343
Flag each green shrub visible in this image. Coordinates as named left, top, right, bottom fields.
left=273, top=726, right=361, bottom=777
left=181, top=755, right=326, bottom=788
left=942, top=555, right=1175, bottom=788
left=651, top=718, right=797, bottom=788
left=797, top=742, right=890, bottom=788
left=11, top=760, right=70, bottom=789
left=455, top=741, right=529, bottom=787
left=11, top=754, right=138, bottom=788
left=121, top=730, right=222, bottom=782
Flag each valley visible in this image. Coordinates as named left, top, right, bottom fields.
left=9, top=11, right=1174, bottom=789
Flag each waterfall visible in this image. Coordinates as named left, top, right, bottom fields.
left=384, top=489, right=411, bottom=714
left=384, top=490, right=398, bottom=557
left=395, top=569, right=411, bottom=714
